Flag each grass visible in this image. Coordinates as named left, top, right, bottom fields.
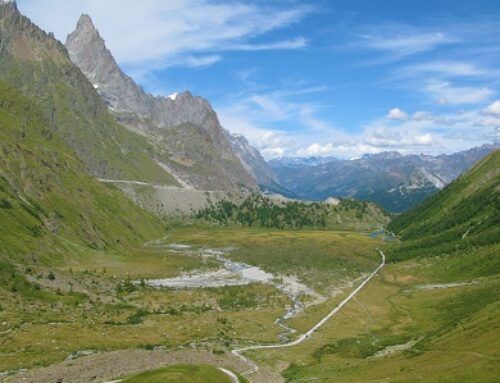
left=387, top=149, right=499, bottom=264
left=266, top=151, right=498, bottom=381
left=248, top=253, right=500, bottom=383
left=260, top=149, right=498, bottom=381
left=0, top=81, right=169, bottom=272
left=167, top=227, right=382, bottom=292
left=0, top=227, right=382, bottom=373
left=121, top=364, right=235, bottom=383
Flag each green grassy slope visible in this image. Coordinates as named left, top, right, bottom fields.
left=278, top=264, right=500, bottom=383
left=0, top=4, right=178, bottom=186
left=0, top=81, right=165, bottom=266
left=387, top=149, right=500, bottom=269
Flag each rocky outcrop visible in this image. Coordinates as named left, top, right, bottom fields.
left=66, top=14, right=257, bottom=192
left=223, top=129, right=279, bottom=188
left=102, top=181, right=249, bottom=217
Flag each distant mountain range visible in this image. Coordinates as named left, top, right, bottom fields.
left=269, top=144, right=498, bottom=212
left=1, top=1, right=495, bottom=216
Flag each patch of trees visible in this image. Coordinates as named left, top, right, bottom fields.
left=195, top=194, right=373, bottom=230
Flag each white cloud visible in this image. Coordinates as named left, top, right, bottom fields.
left=414, top=133, right=433, bottom=145
left=358, top=28, right=458, bottom=59
left=386, top=108, right=409, bottom=121
left=182, top=55, right=223, bottom=68
left=218, top=87, right=344, bottom=159
left=19, top=0, right=311, bottom=70
left=250, top=95, right=288, bottom=120
left=404, top=61, right=486, bottom=77
left=296, top=143, right=335, bottom=157
left=219, top=80, right=497, bottom=159
left=231, top=37, right=307, bottom=51
left=484, top=100, right=500, bottom=116
left=261, top=147, right=286, bottom=157
left=425, top=80, right=494, bottom=105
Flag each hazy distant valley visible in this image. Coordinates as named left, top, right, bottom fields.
left=269, top=144, right=498, bottom=212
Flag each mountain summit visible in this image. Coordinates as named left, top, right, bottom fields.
left=0, top=3, right=179, bottom=186
left=66, top=14, right=257, bottom=191
left=66, top=14, right=152, bottom=117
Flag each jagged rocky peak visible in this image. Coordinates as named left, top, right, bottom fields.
left=66, top=14, right=224, bottom=135
left=361, top=151, right=402, bottom=160
left=0, top=0, right=18, bottom=19
left=72, top=14, right=100, bottom=41
left=66, top=14, right=258, bottom=191
left=0, top=1, right=68, bottom=62
left=66, top=14, right=116, bottom=87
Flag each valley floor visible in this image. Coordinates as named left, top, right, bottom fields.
left=0, top=228, right=381, bottom=383
left=253, top=249, right=500, bottom=382
left=1, top=228, right=498, bottom=383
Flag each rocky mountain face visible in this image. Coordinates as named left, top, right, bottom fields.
left=0, top=1, right=170, bottom=264
left=269, top=144, right=498, bottom=212
left=0, top=2, right=178, bottom=186
left=223, top=130, right=280, bottom=190
left=66, top=14, right=256, bottom=192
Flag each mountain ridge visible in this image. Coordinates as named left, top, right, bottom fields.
left=269, top=144, right=498, bottom=212
left=0, top=3, right=179, bottom=187
left=223, top=129, right=280, bottom=190
left=66, top=14, right=258, bottom=192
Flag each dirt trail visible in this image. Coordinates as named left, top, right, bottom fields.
left=232, top=250, right=386, bottom=376
left=3, top=247, right=384, bottom=383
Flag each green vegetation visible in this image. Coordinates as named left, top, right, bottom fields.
left=168, top=228, right=381, bottom=292
left=311, top=334, right=412, bottom=361
left=122, top=364, right=236, bottom=383
left=387, top=149, right=500, bottom=276
left=195, top=194, right=389, bottom=231
left=1, top=7, right=498, bottom=383
left=0, top=81, right=165, bottom=263
left=274, top=270, right=500, bottom=383
left=245, top=150, right=500, bottom=383
left=0, top=7, right=178, bottom=186
left=0, top=227, right=381, bottom=374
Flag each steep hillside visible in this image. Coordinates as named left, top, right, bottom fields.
left=0, top=80, right=165, bottom=265
left=66, top=14, right=256, bottom=192
left=0, top=2, right=178, bottom=186
left=388, top=149, right=500, bottom=271
left=270, top=145, right=497, bottom=212
left=223, top=130, right=280, bottom=190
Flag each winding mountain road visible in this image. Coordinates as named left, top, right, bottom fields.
left=232, top=250, right=386, bottom=375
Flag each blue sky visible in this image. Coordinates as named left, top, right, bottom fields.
left=19, top=0, right=500, bottom=158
